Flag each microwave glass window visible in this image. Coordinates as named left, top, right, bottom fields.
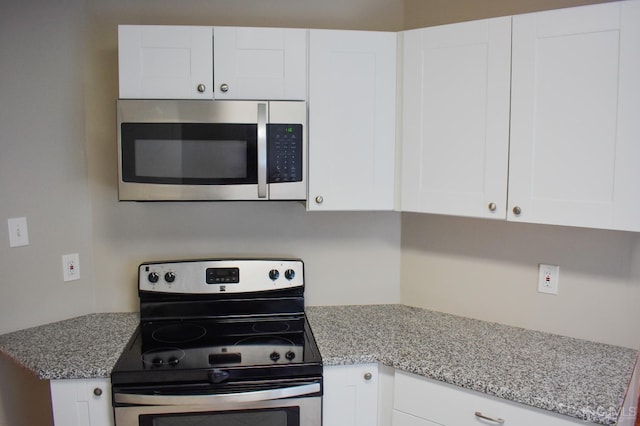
left=121, top=123, right=258, bottom=185
left=134, top=139, right=247, bottom=179
left=142, top=407, right=299, bottom=426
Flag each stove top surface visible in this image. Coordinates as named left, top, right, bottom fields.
left=111, top=314, right=322, bottom=386
left=111, top=259, right=322, bottom=387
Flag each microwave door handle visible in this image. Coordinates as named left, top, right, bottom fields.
left=257, top=103, right=268, bottom=198
left=113, top=382, right=320, bottom=406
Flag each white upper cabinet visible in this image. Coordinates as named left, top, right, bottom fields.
left=118, top=25, right=213, bottom=99
left=308, top=29, right=397, bottom=211
left=509, top=0, right=640, bottom=232
left=118, top=26, right=307, bottom=100
left=400, top=0, right=640, bottom=232
left=400, top=18, right=512, bottom=219
left=213, top=27, right=307, bottom=100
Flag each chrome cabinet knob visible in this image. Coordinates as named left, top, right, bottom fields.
left=93, top=387, right=103, bottom=397
left=488, top=202, right=497, bottom=212
left=196, top=84, right=206, bottom=93
left=512, top=206, right=522, bottom=215
left=315, top=196, right=324, bottom=204
left=363, top=372, right=372, bottom=381
left=220, top=83, right=229, bottom=93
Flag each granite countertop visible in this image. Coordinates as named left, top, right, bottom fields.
left=0, top=306, right=636, bottom=425
left=0, top=313, right=138, bottom=380
left=306, top=304, right=638, bottom=425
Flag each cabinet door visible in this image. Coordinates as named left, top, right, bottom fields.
left=118, top=25, right=213, bottom=99
left=393, top=371, right=584, bottom=426
left=509, top=1, right=640, bottom=231
left=308, top=29, right=396, bottom=211
left=323, top=364, right=379, bottom=426
left=50, top=379, right=113, bottom=426
left=401, top=18, right=511, bottom=219
left=213, top=27, right=307, bottom=100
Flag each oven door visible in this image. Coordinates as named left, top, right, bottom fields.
left=113, top=381, right=321, bottom=426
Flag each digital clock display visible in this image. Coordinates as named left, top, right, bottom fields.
left=206, top=267, right=239, bottom=284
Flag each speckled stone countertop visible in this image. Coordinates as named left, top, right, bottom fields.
left=0, top=307, right=636, bottom=425
left=0, top=313, right=138, bottom=380
left=306, top=304, right=638, bottom=425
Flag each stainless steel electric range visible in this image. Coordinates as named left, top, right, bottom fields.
left=110, top=258, right=323, bottom=426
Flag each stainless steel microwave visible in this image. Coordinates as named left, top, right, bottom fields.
left=117, top=99, right=307, bottom=201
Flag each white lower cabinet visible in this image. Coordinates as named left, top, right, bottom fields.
left=393, top=371, right=584, bottom=426
left=323, top=364, right=380, bottom=426
left=50, top=379, right=113, bottom=426
left=393, top=410, right=440, bottom=426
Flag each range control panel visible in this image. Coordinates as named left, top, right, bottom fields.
left=139, top=259, right=304, bottom=294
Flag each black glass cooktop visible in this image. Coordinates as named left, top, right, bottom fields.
left=111, top=315, right=322, bottom=386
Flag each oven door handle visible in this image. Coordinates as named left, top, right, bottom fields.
left=113, top=382, right=320, bottom=406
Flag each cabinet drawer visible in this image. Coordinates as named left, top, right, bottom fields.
left=393, top=371, right=583, bottom=426
left=393, top=410, right=441, bottom=426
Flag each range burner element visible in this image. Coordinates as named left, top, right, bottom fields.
left=151, top=324, right=207, bottom=344
left=251, top=320, right=291, bottom=334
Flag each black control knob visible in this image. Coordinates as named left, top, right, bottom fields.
left=285, top=351, right=296, bottom=361
left=284, top=269, right=296, bottom=280
left=148, top=272, right=159, bottom=283
left=152, top=357, right=163, bottom=367
left=270, top=351, right=281, bottom=362
left=269, top=269, right=280, bottom=281
left=165, top=272, right=176, bottom=283
left=168, top=356, right=180, bottom=366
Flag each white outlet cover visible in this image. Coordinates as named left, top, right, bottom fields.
left=62, top=253, right=80, bottom=282
left=538, top=264, right=559, bottom=295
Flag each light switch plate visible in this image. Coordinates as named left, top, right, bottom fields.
left=8, top=217, right=29, bottom=247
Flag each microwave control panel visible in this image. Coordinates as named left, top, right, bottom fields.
left=268, top=124, right=303, bottom=183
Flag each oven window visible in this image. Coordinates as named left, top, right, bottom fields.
left=140, top=407, right=299, bottom=426
left=121, top=123, right=258, bottom=185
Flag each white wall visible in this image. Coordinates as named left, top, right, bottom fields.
left=401, top=213, right=640, bottom=348
left=0, top=0, right=96, bottom=334
left=0, top=2, right=95, bottom=424
left=0, top=355, right=53, bottom=426
left=398, top=0, right=640, bottom=351
left=403, top=0, right=616, bottom=29
left=0, top=1, right=403, bottom=425
left=83, top=0, right=404, bottom=314
left=1, top=0, right=638, bottom=423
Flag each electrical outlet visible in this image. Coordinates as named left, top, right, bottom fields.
left=8, top=217, right=29, bottom=247
left=538, top=264, right=559, bottom=295
left=62, top=253, right=80, bottom=282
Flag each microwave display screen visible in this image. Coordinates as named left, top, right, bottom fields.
left=134, top=139, right=247, bottom=179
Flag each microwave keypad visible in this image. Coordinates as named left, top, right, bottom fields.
left=268, top=124, right=303, bottom=183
